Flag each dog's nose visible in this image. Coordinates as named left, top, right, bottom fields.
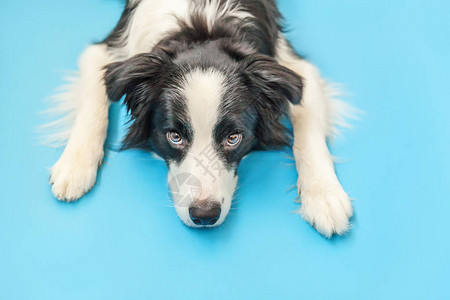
left=189, top=203, right=221, bottom=226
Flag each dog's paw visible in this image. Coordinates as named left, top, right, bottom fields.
left=50, top=152, right=100, bottom=202
left=298, top=182, right=353, bottom=238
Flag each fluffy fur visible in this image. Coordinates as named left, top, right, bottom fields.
left=46, top=0, right=353, bottom=237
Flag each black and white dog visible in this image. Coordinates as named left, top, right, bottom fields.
left=48, top=0, right=353, bottom=237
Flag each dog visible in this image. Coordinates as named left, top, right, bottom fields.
left=47, top=0, right=353, bottom=237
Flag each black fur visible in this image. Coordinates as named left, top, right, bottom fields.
left=103, top=0, right=303, bottom=168
left=102, top=0, right=139, bottom=49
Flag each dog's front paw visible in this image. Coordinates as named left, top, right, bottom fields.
left=50, top=152, right=100, bottom=202
left=299, top=182, right=353, bottom=238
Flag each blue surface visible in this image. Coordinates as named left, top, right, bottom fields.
left=1, top=1, right=449, bottom=299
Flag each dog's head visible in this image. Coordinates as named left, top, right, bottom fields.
left=104, top=40, right=302, bottom=227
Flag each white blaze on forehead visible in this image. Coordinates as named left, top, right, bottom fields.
left=169, top=68, right=237, bottom=226
left=171, top=68, right=229, bottom=200
left=182, top=68, right=225, bottom=141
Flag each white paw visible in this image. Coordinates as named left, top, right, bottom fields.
left=50, top=151, right=101, bottom=202
left=299, top=182, right=353, bottom=238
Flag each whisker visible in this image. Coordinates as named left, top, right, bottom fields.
left=286, top=184, right=297, bottom=192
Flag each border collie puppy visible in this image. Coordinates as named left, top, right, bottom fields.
left=48, top=0, right=353, bottom=237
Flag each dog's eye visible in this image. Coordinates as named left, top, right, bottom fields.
left=167, top=131, right=183, bottom=146
left=226, top=133, right=242, bottom=147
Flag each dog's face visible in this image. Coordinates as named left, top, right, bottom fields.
left=104, top=41, right=302, bottom=227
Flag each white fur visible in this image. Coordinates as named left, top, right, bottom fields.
left=276, top=36, right=353, bottom=237
left=40, top=72, right=82, bottom=147
left=168, top=69, right=236, bottom=227
left=113, top=0, right=252, bottom=60
left=47, top=1, right=353, bottom=237
left=48, top=0, right=250, bottom=202
left=115, top=0, right=189, bottom=59
left=198, top=0, right=254, bottom=31
left=50, top=44, right=110, bottom=201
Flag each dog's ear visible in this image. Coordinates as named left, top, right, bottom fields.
left=104, top=50, right=170, bottom=105
left=242, top=54, right=303, bottom=106
left=241, top=54, right=303, bottom=149
left=104, top=50, right=171, bottom=149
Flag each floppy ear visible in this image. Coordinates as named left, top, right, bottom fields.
left=242, top=54, right=303, bottom=106
left=103, top=51, right=170, bottom=149
left=241, top=54, right=303, bottom=149
left=104, top=51, right=169, bottom=104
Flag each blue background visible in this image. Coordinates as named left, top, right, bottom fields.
left=1, top=0, right=449, bottom=299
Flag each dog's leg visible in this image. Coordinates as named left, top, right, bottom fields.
left=50, top=44, right=110, bottom=201
left=276, top=39, right=353, bottom=237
